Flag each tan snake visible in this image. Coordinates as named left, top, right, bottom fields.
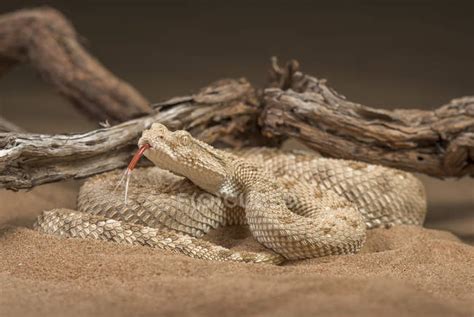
left=34, top=123, right=427, bottom=264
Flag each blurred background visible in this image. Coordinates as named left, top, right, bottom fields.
left=0, top=1, right=472, bottom=242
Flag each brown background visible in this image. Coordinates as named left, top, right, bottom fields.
left=0, top=2, right=473, bottom=317
left=1, top=0, right=472, bottom=240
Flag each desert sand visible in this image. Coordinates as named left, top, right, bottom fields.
left=0, top=3, right=473, bottom=315
left=0, top=180, right=473, bottom=317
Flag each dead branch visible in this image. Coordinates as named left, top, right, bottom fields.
left=0, top=7, right=152, bottom=123
left=0, top=78, right=264, bottom=190
left=261, top=59, right=474, bottom=178
left=0, top=4, right=472, bottom=183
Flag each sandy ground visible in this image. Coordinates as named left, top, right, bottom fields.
left=0, top=178, right=473, bottom=317
left=0, top=3, right=473, bottom=316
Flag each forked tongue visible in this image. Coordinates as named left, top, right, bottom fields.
left=114, top=143, right=151, bottom=204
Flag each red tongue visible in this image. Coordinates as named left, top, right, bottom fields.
left=127, top=143, right=151, bottom=171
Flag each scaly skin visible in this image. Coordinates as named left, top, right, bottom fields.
left=34, top=123, right=427, bottom=264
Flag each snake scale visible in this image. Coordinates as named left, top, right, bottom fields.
left=34, top=123, right=427, bottom=264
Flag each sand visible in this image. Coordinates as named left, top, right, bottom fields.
left=0, top=3, right=473, bottom=315
left=0, top=182, right=473, bottom=317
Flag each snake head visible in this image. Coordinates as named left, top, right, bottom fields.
left=138, top=123, right=228, bottom=193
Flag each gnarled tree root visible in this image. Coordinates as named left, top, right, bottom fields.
left=261, top=58, right=474, bottom=178
left=0, top=79, right=265, bottom=190
left=0, top=7, right=152, bottom=123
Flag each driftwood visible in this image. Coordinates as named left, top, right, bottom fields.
left=0, top=7, right=151, bottom=123
left=261, top=59, right=474, bottom=178
left=0, top=79, right=264, bottom=190
left=0, top=7, right=473, bottom=191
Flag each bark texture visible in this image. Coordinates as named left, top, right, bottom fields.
left=0, top=7, right=152, bottom=123
left=261, top=59, right=474, bottom=178
left=0, top=79, right=264, bottom=190
left=0, top=5, right=473, bottom=190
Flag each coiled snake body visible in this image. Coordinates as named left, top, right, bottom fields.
left=35, top=124, right=427, bottom=264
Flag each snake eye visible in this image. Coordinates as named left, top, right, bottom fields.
left=176, top=131, right=192, bottom=145
left=150, top=123, right=168, bottom=135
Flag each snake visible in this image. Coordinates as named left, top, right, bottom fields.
left=34, top=123, right=427, bottom=265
